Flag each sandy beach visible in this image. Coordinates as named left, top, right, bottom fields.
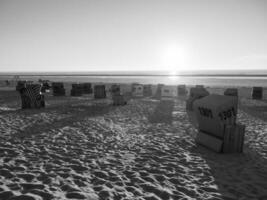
left=0, top=86, right=267, bottom=200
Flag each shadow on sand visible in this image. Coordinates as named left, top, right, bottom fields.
left=13, top=102, right=116, bottom=139
left=148, top=100, right=174, bottom=124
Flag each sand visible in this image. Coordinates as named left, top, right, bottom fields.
left=0, top=88, right=267, bottom=200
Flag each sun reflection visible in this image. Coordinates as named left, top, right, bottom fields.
left=168, top=70, right=180, bottom=81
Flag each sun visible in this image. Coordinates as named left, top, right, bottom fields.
left=161, top=44, right=186, bottom=73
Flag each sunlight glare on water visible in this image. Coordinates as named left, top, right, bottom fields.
left=168, top=70, right=180, bottom=82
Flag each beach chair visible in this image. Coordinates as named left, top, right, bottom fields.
left=238, top=87, right=252, bottom=99
left=18, top=84, right=45, bottom=109
left=52, top=82, right=66, bottom=96
left=252, top=87, right=263, bottom=100
left=177, top=85, right=187, bottom=96
left=111, top=84, right=120, bottom=96
left=224, top=88, right=238, bottom=97
left=132, top=84, right=144, bottom=97
left=71, top=83, right=83, bottom=96
left=193, top=94, right=244, bottom=153
left=82, top=83, right=93, bottom=94
left=94, top=85, right=106, bottom=99
left=154, top=84, right=164, bottom=99
left=161, top=85, right=175, bottom=101
left=143, top=84, right=152, bottom=97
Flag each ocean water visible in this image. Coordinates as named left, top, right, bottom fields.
left=1, top=69, right=267, bottom=87
left=1, top=75, right=267, bottom=87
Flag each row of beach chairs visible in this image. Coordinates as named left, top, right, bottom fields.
left=15, top=80, right=267, bottom=110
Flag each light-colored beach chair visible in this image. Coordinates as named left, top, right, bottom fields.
left=193, top=94, right=244, bottom=153
left=132, top=83, right=144, bottom=97
left=161, top=85, right=175, bottom=101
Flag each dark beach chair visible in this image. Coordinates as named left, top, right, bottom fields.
left=82, top=83, right=93, bottom=94
left=94, top=85, right=106, bottom=99
left=52, top=82, right=66, bottom=96
left=18, top=84, right=45, bottom=109
left=71, top=83, right=83, bottom=96
left=252, top=87, right=263, bottom=100
left=224, top=88, right=238, bottom=97
left=143, top=84, right=152, bottom=97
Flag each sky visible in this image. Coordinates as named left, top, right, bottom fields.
left=0, top=0, right=266, bottom=72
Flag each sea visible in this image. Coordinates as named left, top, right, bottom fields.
left=0, top=70, right=267, bottom=87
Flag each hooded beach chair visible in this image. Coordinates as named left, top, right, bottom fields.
left=82, top=83, right=93, bottom=94
left=52, top=82, right=66, bottom=96
left=193, top=94, right=244, bottom=153
left=143, top=84, right=152, bottom=97
left=94, top=85, right=106, bottom=99
left=252, top=87, right=263, bottom=100
left=18, top=84, right=45, bottom=109
left=224, top=88, right=238, bottom=97
left=71, top=83, right=83, bottom=96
